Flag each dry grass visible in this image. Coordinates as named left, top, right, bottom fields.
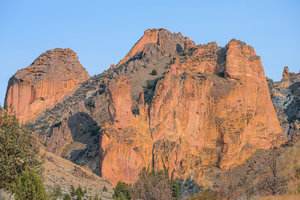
left=259, top=194, right=300, bottom=200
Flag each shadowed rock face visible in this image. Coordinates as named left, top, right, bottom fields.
left=268, top=67, right=300, bottom=139
left=4, top=48, right=89, bottom=123
left=25, top=29, right=285, bottom=186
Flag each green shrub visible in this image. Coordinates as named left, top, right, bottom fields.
left=76, top=195, right=82, bottom=200
left=171, top=180, right=179, bottom=200
left=189, top=191, right=216, bottom=200
left=151, top=69, right=157, bottom=75
left=51, top=184, right=62, bottom=198
left=146, top=80, right=152, bottom=89
left=113, top=181, right=131, bottom=200
left=70, top=185, right=76, bottom=197
left=76, top=185, right=85, bottom=198
left=131, top=168, right=176, bottom=200
left=63, top=194, right=71, bottom=200
left=103, top=186, right=108, bottom=192
left=0, top=107, right=43, bottom=190
left=13, top=169, right=48, bottom=200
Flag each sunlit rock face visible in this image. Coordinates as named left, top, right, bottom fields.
left=21, top=29, right=285, bottom=186
left=4, top=48, right=89, bottom=123
left=100, top=32, right=284, bottom=185
left=117, top=28, right=187, bottom=66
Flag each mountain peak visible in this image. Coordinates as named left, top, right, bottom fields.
left=4, top=48, right=90, bottom=123
left=117, top=28, right=188, bottom=66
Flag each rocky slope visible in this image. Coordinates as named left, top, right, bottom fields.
left=268, top=67, right=300, bottom=139
left=20, top=29, right=285, bottom=187
left=42, top=148, right=113, bottom=199
left=4, top=48, right=90, bottom=123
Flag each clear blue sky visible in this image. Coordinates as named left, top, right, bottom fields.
left=1, top=0, right=299, bottom=106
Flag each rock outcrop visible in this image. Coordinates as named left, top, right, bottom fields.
left=281, top=66, right=290, bottom=81
left=101, top=35, right=284, bottom=184
left=100, top=77, right=152, bottom=185
left=117, top=28, right=187, bottom=66
left=26, top=29, right=285, bottom=187
left=268, top=67, right=300, bottom=139
left=4, top=48, right=89, bottom=123
left=148, top=39, right=283, bottom=179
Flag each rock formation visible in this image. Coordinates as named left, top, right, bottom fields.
left=117, top=28, right=187, bottom=66
left=100, top=77, right=152, bottom=185
left=24, top=29, right=285, bottom=187
left=268, top=67, right=300, bottom=139
left=281, top=66, right=290, bottom=81
left=4, top=48, right=89, bottom=123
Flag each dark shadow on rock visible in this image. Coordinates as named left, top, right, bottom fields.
left=176, top=178, right=203, bottom=199
left=66, top=112, right=103, bottom=175
left=176, top=44, right=183, bottom=53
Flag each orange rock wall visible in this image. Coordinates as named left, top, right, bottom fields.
left=4, top=48, right=89, bottom=123
left=100, top=38, right=284, bottom=185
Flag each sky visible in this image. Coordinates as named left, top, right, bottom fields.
left=0, top=0, right=299, bottom=106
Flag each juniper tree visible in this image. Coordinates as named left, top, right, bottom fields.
left=0, top=107, right=43, bottom=190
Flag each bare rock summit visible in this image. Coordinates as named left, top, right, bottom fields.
left=4, top=48, right=90, bottom=123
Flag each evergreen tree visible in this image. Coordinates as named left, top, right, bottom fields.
left=113, top=182, right=131, bottom=200
left=51, top=184, right=62, bottom=199
left=0, top=107, right=43, bottom=190
left=70, top=185, right=76, bottom=197
left=63, top=194, right=71, bottom=200
left=13, top=169, right=48, bottom=200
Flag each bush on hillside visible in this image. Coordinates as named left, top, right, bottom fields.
left=13, top=169, right=48, bottom=200
left=51, top=184, right=62, bottom=199
left=188, top=190, right=216, bottom=200
left=113, top=181, right=131, bottom=200
left=131, top=168, right=178, bottom=200
left=63, top=194, right=71, bottom=200
left=151, top=69, right=157, bottom=75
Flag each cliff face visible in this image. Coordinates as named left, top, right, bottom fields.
left=101, top=37, right=283, bottom=184
left=4, top=48, right=90, bottom=123
left=25, top=29, right=285, bottom=186
left=268, top=67, right=300, bottom=139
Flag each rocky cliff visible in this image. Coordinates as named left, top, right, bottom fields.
left=268, top=67, right=300, bottom=139
left=4, top=48, right=90, bottom=123
left=23, top=29, right=285, bottom=186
